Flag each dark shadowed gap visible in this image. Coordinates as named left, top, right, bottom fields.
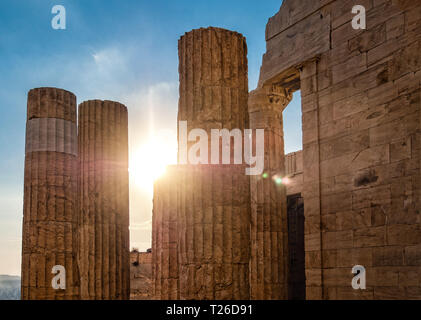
left=282, top=86, right=305, bottom=300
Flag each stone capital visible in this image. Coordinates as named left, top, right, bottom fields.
left=248, top=85, right=292, bottom=114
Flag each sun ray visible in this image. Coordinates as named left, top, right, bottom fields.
left=129, top=131, right=177, bottom=192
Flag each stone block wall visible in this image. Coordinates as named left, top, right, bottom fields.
left=285, top=151, right=303, bottom=196
left=258, top=0, right=421, bottom=299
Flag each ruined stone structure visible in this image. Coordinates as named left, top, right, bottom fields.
left=78, top=100, right=130, bottom=300
left=22, top=0, right=421, bottom=301
left=150, top=0, right=421, bottom=300
left=130, top=250, right=153, bottom=300
left=253, top=0, right=421, bottom=299
left=22, top=88, right=79, bottom=299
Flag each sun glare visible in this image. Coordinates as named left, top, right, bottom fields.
left=130, top=132, right=177, bottom=192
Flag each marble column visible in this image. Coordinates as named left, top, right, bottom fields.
left=248, top=86, right=292, bottom=299
left=22, top=87, right=79, bottom=300
left=78, top=100, right=130, bottom=300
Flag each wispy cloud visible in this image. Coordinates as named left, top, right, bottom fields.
left=90, top=47, right=130, bottom=79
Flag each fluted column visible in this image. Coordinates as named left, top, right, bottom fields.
left=78, top=100, right=130, bottom=300
left=178, top=27, right=249, bottom=154
left=22, top=87, right=79, bottom=300
left=176, top=27, right=250, bottom=300
left=177, top=164, right=250, bottom=299
left=248, top=86, right=292, bottom=300
left=152, top=166, right=179, bottom=299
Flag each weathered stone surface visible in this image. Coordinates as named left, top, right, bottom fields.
left=152, top=164, right=251, bottom=300
left=260, top=7, right=331, bottom=87
left=22, top=87, right=79, bottom=300
left=285, top=151, right=304, bottom=196
left=152, top=167, right=179, bottom=299
left=78, top=100, right=130, bottom=300
left=178, top=27, right=249, bottom=158
left=177, top=165, right=250, bottom=300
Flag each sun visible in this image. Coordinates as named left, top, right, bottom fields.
left=130, top=131, right=177, bottom=192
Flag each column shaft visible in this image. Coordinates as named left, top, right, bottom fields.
left=78, top=100, right=130, bottom=300
left=178, top=27, right=249, bottom=154
left=152, top=166, right=179, bottom=299
left=151, top=27, right=251, bottom=300
left=177, top=165, right=250, bottom=299
left=248, top=88, right=292, bottom=300
left=22, top=87, right=79, bottom=300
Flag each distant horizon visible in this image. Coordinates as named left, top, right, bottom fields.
left=0, top=274, right=20, bottom=278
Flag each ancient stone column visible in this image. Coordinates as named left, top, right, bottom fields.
left=177, top=27, right=250, bottom=300
left=248, top=87, right=292, bottom=300
left=152, top=166, right=179, bottom=299
left=78, top=100, right=130, bottom=300
left=22, top=87, right=79, bottom=300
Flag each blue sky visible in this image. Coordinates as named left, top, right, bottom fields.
left=0, top=0, right=301, bottom=276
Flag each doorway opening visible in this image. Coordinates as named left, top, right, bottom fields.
left=287, top=193, right=305, bottom=300
left=283, top=90, right=303, bottom=154
left=273, top=68, right=305, bottom=300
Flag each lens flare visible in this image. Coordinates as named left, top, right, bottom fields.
left=129, top=131, right=177, bottom=192
left=275, top=177, right=283, bottom=185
